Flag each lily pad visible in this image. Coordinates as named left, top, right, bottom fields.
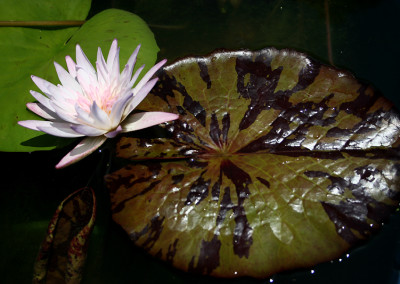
left=32, top=187, right=96, bottom=283
left=105, top=49, right=400, bottom=278
left=0, top=1, right=159, bottom=152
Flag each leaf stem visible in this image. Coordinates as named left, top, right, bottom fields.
left=0, top=20, right=85, bottom=27
left=324, top=0, right=334, bottom=65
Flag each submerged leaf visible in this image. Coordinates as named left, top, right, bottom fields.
left=105, top=49, right=400, bottom=277
left=33, top=187, right=96, bottom=284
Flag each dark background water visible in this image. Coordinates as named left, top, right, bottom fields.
left=1, top=0, right=400, bottom=283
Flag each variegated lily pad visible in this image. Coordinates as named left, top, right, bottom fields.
left=105, top=49, right=400, bottom=278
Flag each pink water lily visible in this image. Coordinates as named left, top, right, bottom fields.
left=18, top=39, right=178, bottom=169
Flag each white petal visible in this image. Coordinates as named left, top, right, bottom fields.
left=55, top=136, right=107, bottom=169
left=105, top=125, right=122, bottom=138
left=19, top=120, right=83, bottom=137
left=76, top=44, right=96, bottom=75
left=123, top=78, right=158, bottom=118
left=106, top=39, right=118, bottom=70
left=90, top=101, right=111, bottom=128
left=127, top=45, right=141, bottom=75
left=127, top=64, right=145, bottom=89
left=27, top=102, right=58, bottom=120
left=38, top=122, right=85, bottom=137
left=65, top=56, right=77, bottom=78
left=96, top=47, right=108, bottom=85
left=110, top=47, right=120, bottom=81
left=50, top=101, right=79, bottom=124
left=121, top=112, right=179, bottom=133
left=132, top=59, right=166, bottom=94
left=30, top=90, right=55, bottom=111
left=31, top=75, right=56, bottom=97
left=109, top=93, right=133, bottom=126
left=71, top=124, right=107, bottom=136
left=76, top=67, right=97, bottom=98
left=52, top=84, right=79, bottom=102
left=18, top=120, right=45, bottom=131
left=120, top=45, right=141, bottom=85
left=54, top=62, right=81, bottom=92
left=75, top=105, right=94, bottom=125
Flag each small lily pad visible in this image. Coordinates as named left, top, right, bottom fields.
left=105, top=49, right=400, bottom=278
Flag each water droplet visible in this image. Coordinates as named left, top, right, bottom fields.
left=234, top=271, right=238, bottom=275
left=338, top=258, right=342, bottom=262
left=310, top=269, right=315, bottom=274
left=269, top=278, right=274, bottom=283
left=346, top=253, right=350, bottom=258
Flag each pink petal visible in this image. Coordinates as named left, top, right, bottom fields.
left=27, top=102, right=58, bottom=120
left=55, top=136, right=107, bottom=169
left=121, top=111, right=179, bottom=133
left=18, top=120, right=83, bottom=137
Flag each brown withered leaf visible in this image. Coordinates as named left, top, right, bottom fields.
left=105, top=49, right=400, bottom=278
left=33, top=187, right=96, bottom=284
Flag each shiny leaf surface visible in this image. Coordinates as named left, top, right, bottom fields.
left=33, top=187, right=96, bottom=284
left=105, top=49, right=400, bottom=277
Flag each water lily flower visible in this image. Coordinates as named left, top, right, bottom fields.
left=18, top=39, right=179, bottom=169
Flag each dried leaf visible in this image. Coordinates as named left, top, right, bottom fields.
left=33, top=187, right=96, bottom=284
left=105, top=49, right=400, bottom=277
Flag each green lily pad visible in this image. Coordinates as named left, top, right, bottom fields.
left=32, top=187, right=96, bottom=283
left=0, top=1, right=159, bottom=152
left=105, top=49, right=400, bottom=278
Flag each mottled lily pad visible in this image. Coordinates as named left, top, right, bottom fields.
left=105, top=49, right=400, bottom=278
left=32, top=187, right=96, bottom=283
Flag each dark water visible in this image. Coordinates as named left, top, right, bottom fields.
left=1, top=0, right=400, bottom=283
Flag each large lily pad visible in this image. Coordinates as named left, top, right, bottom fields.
left=0, top=0, right=159, bottom=152
left=105, top=49, right=400, bottom=278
